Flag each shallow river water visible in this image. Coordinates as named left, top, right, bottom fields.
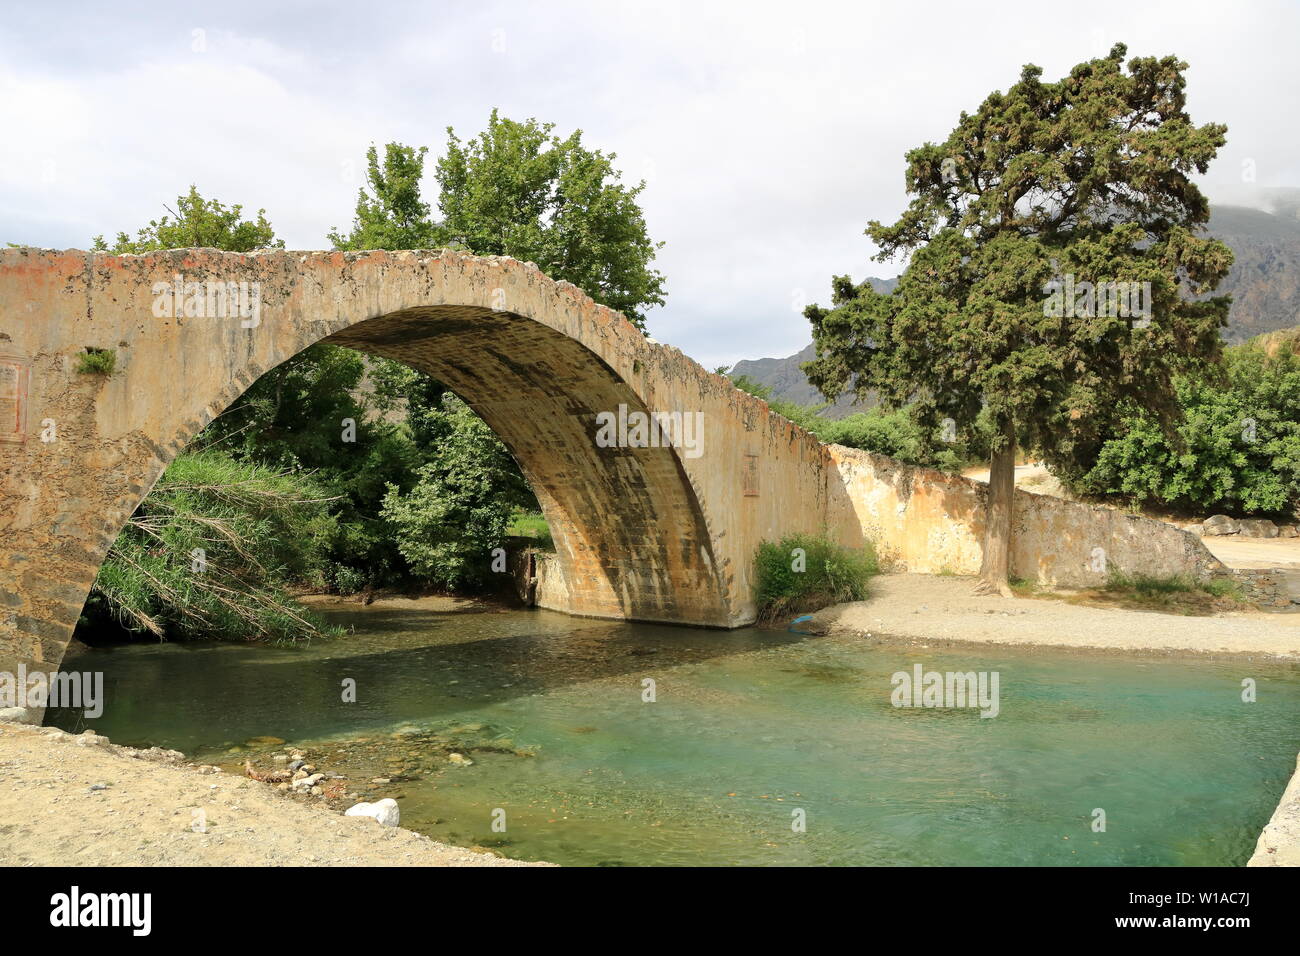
left=51, top=600, right=1300, bottom=866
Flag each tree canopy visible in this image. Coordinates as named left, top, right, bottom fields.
left=93, top=185, right=282, bottom=254
left=330, top=111, right=666, bottom=328
left=803, top=44, right=1233, bottom=591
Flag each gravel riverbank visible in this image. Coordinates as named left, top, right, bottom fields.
left=0, top=720, right=549, bottom=867
left=810, top=573, right=1300, bottom=659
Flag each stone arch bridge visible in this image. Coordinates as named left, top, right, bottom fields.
left=0, top=247, right=1215, bottom=688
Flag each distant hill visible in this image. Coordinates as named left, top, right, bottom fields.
left=733, top=206, right=1300, bottom=416
left=1247, top=325, right=1300, bottom=358
left=729, top=278, right=895, bottom=418
left=1205, top=204, right=1300, bottom=343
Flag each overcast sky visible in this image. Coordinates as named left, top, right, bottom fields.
left=3, top=0, right=1297, bottom=369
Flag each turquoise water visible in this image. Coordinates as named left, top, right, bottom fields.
left=50, top=601, right=1300, bottom=866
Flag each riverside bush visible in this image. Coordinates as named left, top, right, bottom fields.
left=754, top=533, right=877, bottom=622
left=84, top=450, right=340, bottom=643
left=1067, top=343, right=1300, bottom=515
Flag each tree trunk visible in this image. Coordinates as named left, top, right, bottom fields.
left=975, top=416, right=1016, bottom=597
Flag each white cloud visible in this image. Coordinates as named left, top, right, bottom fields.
left=2, top=0, right=1296, bottom=369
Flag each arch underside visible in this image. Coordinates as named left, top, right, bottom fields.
left=326, top=305, right=730, bottom=626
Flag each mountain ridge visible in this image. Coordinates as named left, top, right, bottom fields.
left=732, top=204, right=1300, bottom=417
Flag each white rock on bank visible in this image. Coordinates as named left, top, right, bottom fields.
left=345, top=798, right=400, bottom=827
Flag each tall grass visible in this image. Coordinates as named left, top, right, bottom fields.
left=1104, top=568, right=1245, bottom=604
left=508, top=510, right=554, bottom=551
left=754, top=532, right=877, bottom=623
left=85, top=450, right=341, bottom=643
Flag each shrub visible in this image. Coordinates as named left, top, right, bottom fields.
left=76, top=348, right=116, bottom=376
left=1105, top=568, right=1196, bottom=595
left=1100, top=567, right=1249, bottom=612
left=1200, top=577, right=1244, bottom=601
left=1069, top=343, right=1300, bottom=515
left=329, top=564, right=369, bottom=595
left=380, top=394, right=523, bottom=589
left=754, top=532, right=877, bottom=622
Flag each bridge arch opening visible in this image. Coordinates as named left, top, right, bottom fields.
left=313, top=301, right=729, bottom=625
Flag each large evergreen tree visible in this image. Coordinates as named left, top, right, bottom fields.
left=804, top=45, right=1233, bottom=594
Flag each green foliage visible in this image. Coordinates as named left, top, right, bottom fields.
left=431, top=110, right=665, bottom=327
left=810, top=406, right=992, bottom=472
left=381, top=395, right=533, bottom=589
left=729, top=373, right=827, bottom=429
left=93, top=185, right=282, bottom=254
left=85, top=451, right=339, bottom=643
left=330, top=113, right=667, bottom=328
left=1068, top=343, right=1300, bottom=513
left=1200, top=577, right=1245, bottom=601
left=328, top=143, right=439, bottom=251
left=804, top=44, right=1232, bottom=480
left=75, top=348, right=116, bottom=376
left=753, top=533, right=877, bottom=622
left=508, top=511, right=554, bottom=551
left=1103, top=568, right=1244, bottom=607
left=194, top=343, right=423, bottom=589
left=729, top=373, right=987, bottom=471
left=729, top=375, right=773, bottom=401
left=1105, top=568, right=1196, bottom=595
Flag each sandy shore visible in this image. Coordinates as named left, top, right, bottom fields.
left=810, top=573, right=1300, bottom=658
left=0, top=721, right=548, bottom=867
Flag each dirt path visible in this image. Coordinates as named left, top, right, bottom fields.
left=811, top=573, right=1300, bottom=658
left=1200, top=536, right=1300, bottom=569
left=962, top=462, right=1068, bottom=498
left=0, top=721, right=547, bottom=867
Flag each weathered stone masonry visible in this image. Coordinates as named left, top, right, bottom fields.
left=0, top=247, right=1222, bottom=692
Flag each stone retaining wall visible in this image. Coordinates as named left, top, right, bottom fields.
left=1216, top=568, right=1298, bottom=609
left=825, top=445, right=1224, bottom=587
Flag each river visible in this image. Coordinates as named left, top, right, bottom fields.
left=49, top=597, right=1300, bottom=866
